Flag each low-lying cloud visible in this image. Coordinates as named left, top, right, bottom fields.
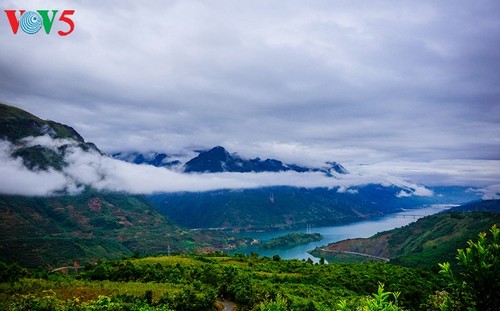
left=1, top=136, right=498, bottom=200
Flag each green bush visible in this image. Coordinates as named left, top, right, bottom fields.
left=438, top=224, right=500, bottom=311
left=258, top=294, right=288, bottom=311
left=337, top=284, right=402, bottom=311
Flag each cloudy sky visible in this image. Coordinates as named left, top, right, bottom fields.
left=1, top=0, right=499, bottom=192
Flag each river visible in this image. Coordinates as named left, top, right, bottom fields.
left=232, top=204, right=453, bottom=262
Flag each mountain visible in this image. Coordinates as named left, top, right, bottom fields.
left=310, top=200, right=500, bottom=269
left=149, top=185, right=476, bottom=231
left=183, top=145, right=349, bottom=174
left=0, top=103, right=484, bottom=265
left=111, top=151, right=181, bottom=168
left=0, top=103, right=236, bottom=267
left=0, top=190, right=236, bottom=268
left=0, top=103, right=100, bottom=171
left=448, top=199, right=500, bottom=212
left=113, top=145, right=349, bottom=174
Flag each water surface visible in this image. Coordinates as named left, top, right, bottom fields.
left=232, top=205, right=452, bottom=261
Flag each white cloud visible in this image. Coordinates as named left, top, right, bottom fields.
left=21, top=135, right=75, bottom=151
left=475, top=184, right=500, bottom=200
left=0, top=141, right=68, bottom=196
left=0, top=137, right=442, bottom=196
left=353, top=160, right=500, bottom=188
left=0, top=133, right=498, bottom=197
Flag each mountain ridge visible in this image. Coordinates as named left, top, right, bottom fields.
left=0, top=103, right=101, bottom=171
left=111, top=151, right=181, bottom=168
left=0, top=102, right=486, bottom=267
left=148, top=185, right=478, bottom=231
left=0, top=190, right=240, bottom=268
left=0, top=103, right=239, bottom=267
left=113, top=145, right=349, bottom=175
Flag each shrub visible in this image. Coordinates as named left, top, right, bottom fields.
left=258, top=294, right=288, bottom=311
left=337, top=284, right=402, bottom=311
left=438, top=224, right=500, bottom=311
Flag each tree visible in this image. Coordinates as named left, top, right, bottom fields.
left=438, top=224, right=500, bottom=311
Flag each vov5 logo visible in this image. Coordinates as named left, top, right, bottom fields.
left=4, top=10, right=75, bottom=36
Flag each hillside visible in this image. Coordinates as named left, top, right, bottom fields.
left=0, top=103, right=244, bottom=267
left=0, top=102, right=487, bottom=266
left=310, top=200, right=500, bottom=269
left=0, top=190, right=238, bottom=268
left=0, top=103, right=85, bottom=144
left=149, top=185, right=476, bottom=231
left=0, top=103, right=100, bottom=170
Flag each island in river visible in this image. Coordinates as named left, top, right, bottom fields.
left=257, top=232, right=323, bottom=250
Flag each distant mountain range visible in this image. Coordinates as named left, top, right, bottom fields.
left=112, top=145, right=349, bottom=175
left=149, top=185, right=480, bottom=231
left=0, top=102, right=487, bottom=267
left=111, top=151, right=182, bottom=168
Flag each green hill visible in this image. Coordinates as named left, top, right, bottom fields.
left=0, top=103, right=84, bottom=143
left=0, top=103, right=239, bottom=267
left=149, top=185, right=474, bottom=231
left=0, top=103, right=100, bottom=170
left=257, top=232, right=323, bottom=250
left=311, top=200, right=500, bottom=269
left=0, top=190, right=237, bottom=268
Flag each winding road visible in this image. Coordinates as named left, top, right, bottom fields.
left=320, top=249, right=390, bottom=262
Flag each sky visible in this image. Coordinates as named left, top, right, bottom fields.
left=0, top=0, right=499, bottom=195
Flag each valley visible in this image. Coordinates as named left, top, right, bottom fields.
left=1, top=103, right=499, bottom=310
left=310, top=200, right=500, bottom=268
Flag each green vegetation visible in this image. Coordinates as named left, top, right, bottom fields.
left=311, top=204, right=500, bottom=269
left=0, top=102, right=100, bottom=170
left=438, top=225, right=500, bottom=311
left=0, top=253, right=443, bottom=311
left=337, top=284, right=403, bottom=311
left=0, top=190, right=239, bottom=268
left=258, top=233, right=323, bottom=250
left=149, top=185, right=445, bottom=231
left=1, top=223, right=499, bottom=310
left=0, top=102, right=88, bottom=144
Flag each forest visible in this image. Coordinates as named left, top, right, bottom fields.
left=0, top=224, right=498, bottom=311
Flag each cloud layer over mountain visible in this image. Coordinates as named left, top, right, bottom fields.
left=1, top=136, right=498, bottom=199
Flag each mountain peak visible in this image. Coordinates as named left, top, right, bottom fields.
left=325, top=161, right=349, bottom=175
left=0, top=103, right=100, bottom=171
left=207, top=146, right=231, bottom=157
left=184, top=146, right=240, bottom=173
left=182, top=145, right=349, bottom=175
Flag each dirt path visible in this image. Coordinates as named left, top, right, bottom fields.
left=218, top=300, right=237, bottom=311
